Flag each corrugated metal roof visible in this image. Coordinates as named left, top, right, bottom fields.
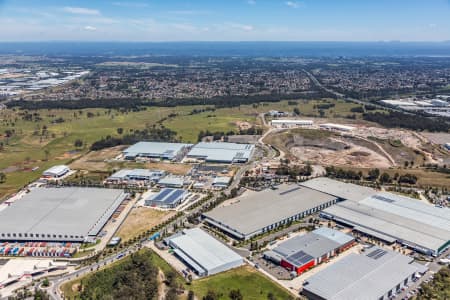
left=272, top=228, right=353, bottom=266
left=213, top=176, right=232, bottom=185
left=323, top=193, right=450, bottom=253
left=203, top=184, right=336, bottom=237
left=313, top=227, right=355, bottom=245
left=108, top=169, right=164, bottom=180
left=123, top=142, right=191, bottom=158
left=304, top=247, right=420, bottom=300
left=168, top=228, right=243, bottom=273
left=0, top=187, right=127, bottom=241
left=187, top=142, right=254, bottom=162
left=42, top=165, right=70, bottom=176
left=300, top=177, right=377, bottom=202
left=158, top=176, right=186, bottom=186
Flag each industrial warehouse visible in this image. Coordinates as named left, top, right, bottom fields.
left=303, top=178, right=450, bottom=256
left=264, top=228, right=355, bottom=275
left=42, top=165, right=71, bottom=179
left=186, top=142, right=255, bottom=163
left=0, top=187, right=128, bottom=242
left=203, top=184, right=337, bottom=240
left=302, top=247, right=426, bottom=300
left=270, top=119, right=313, bottom=128
left=122, top=141, right=191, bottom=160
left=165, top=228, right=243, bottom=276
left=106, top=168, right=165, bottom=184
left=145, top=188, right=187, bottom=208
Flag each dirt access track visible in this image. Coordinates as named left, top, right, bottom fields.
left=290, top=136, right=393, bottom=168
left=264, top=128, right=395, bottom=168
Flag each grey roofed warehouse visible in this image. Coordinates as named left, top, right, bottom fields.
left=42, top=165, right=70, bottom=178
left=302, top=247, right=425, bottom=300
left=302, top=177, right=450, bottom=256
left=0, top=187, right=127, bottom=242
left=122, top=141, right=192, bottom=160
left=186, top=142, right=255, bottom=163
left=165, top=228, right=243, bottom=276
left=106, top=169, right=165, bottom=182
left=203, top=184, right=337, bottom=240
left=145, top=188, right=187, bottom=208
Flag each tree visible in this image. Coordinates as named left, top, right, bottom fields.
left=188, top=291, right=195, bottom=300
left=42, top=278, right=50, bottom=287
left=0, top=172, right=6, bottom=183
left=44, top=149, right=50, bottom=161
left=367, top=168, right=380, bottom=181
left=117, top=127, right=124, bottom=135
left=203, top=290, right=219, bottom=300
left=229, top=289, right=243, bottom=300
left=293, top=107, right=300, bottom=116
left=267, top=292, right=276, bottom=300
left=379, top=172, right=391, bottom=184
left=74, top=139, right=83, bottom=148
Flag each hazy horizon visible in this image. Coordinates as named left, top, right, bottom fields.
left=1, top=0, right=450, bottom=42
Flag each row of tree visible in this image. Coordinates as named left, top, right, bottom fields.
left=90, top=126, right=178, bottom=151
left=325, top=166, right=418, bottom=185
left=8, top=90, right=335, bottom=110
left=363, top=111, right=450, bottom=132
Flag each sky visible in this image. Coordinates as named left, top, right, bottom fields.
left=0, top=0, right=450, bottom=42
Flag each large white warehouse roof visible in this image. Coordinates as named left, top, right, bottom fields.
left=187, top=142, right=254, bottom=163
left=303, top=247, right=424, bottom=300
left=167, top=228, right=243, bottom=276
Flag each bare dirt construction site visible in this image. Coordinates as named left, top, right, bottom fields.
left=263, top=126, right=442, bottom=168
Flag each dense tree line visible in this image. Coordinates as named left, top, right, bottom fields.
left=416, top=266, right=450, bottom=299
left=7, top=90, right=335, bottom=110
left=275, top=164, right=313, bottom=178
left=197, top=127, right=263, bottom=142
left=91, top=127, right=178, bottom=151
left=325, top=166, right=363, bottom=180
left=79, top=251, right=159, bottom=300
left=363, top=111, right=450, bottom=132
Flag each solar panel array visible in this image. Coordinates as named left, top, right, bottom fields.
left=366, top=248, right=388, bottom=260
left=152, top=188, right=174, bottom=201
left=147, top=188, right=186, bottom=206
left=164, top=189, right=185, bottom=204
left=286, top=250, right=314, bottom=266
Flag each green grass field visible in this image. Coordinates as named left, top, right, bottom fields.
left=0, top=99, right=362, bottom=200
left=0, top=107, right=173, bottom=199
left=189, top=266, right=295, bottom=300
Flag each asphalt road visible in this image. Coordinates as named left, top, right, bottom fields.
left=302, top=69, right=405, bottom=113
left=394, top=248, right=450, bottom=300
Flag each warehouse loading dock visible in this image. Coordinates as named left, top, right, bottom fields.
left=0, top=187, right=128, bottom=243
left=203, top=184, right=337, bottom=240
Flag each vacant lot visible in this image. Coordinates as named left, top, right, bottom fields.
left=69, top=146, right=125, bottom=171
left=190, top=265, right=294, bottom=300
left=265, top=128, right=393, bottom=168
left=116, top=207, right=174, bottom=242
